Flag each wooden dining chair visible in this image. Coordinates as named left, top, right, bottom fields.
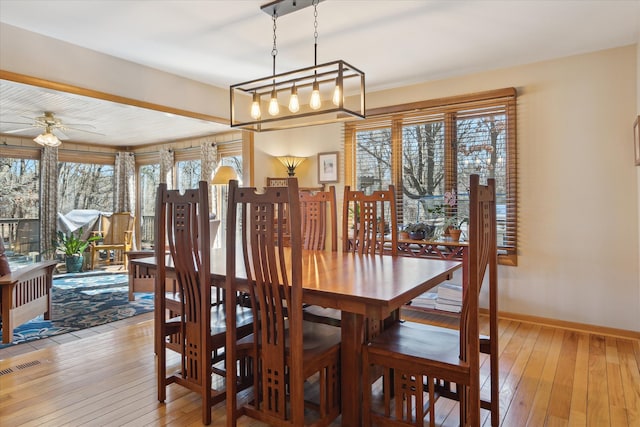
left=362, top=175, right=497, bottom=426
left=336, top=185, right=400, bottom=337
left=342, top=185, right=398, bottom=256
left=225, top=177, right=341, bottom=427
left=430, top=264, right=500, bottom=426
left=154, top=181, right=253, bottom=426
left=300, top=186, right=343, bottom=327
left=299, top=186, right=337, bottom=251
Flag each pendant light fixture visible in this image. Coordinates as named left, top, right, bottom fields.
left=230, top=0, right=365, bottom=132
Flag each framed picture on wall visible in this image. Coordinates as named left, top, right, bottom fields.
left=318, top=152, right=339, bottom=183
left=635, top=115, right=640, bottom=166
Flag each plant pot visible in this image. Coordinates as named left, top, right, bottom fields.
left=399, top=231, right=410, bottom=240
left=65, top=254, right=84, bottom=273
left=424, top=224, right=436, bottom=239
left=408, top=231, right=425, bottom=240
left=449, top=229, right=462, bottom=241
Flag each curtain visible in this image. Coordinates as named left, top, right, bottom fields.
left=40, top=146, right=58, bottom=260
left=115, top=151, right=136, bottom=212
left=201, top=142, right=217, bottom=182
left=159, top=148, right=174, bottom=186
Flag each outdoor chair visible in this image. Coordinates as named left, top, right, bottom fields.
left=90, top=212, right=134, bottom=270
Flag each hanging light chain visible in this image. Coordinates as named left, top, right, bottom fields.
left=272, top=11, right=278, bottom=77
left=313, top=0, right=319, bottom=66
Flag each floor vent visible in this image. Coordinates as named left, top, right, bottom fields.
left=16, top=360, right=41, bottom=370
left=0, top=367, right=14, bottom=376
left=0, top=359, right=42, bottom=376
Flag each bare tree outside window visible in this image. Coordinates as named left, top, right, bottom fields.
left=0, top=157, right=40, bottom=254
left=139, top=164, right=160, bottom=249
left=58, top=162, right=114, bottom=214
left=176, top=160, right=201, bottom=193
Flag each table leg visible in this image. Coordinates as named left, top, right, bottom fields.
left=340, top=311, right=365, bottom=426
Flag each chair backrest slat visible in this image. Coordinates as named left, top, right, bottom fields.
left=299, top=186, right=337, bottom=251
left=102, top=212, right=133, bottom=245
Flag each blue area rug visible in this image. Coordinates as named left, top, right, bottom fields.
left=0, top=273, right=153, bottom=348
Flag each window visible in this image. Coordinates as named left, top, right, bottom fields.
left=58, top=162, right=114, bottom=214
left=214, top=154, right=243, bottom=229
left=0, top=156, right=40, bottom=255
left=346, top=88, right=517, bottom=265
left=139, top=163, right=160, bottom=250
left=175, top=160, right=201, bottom=193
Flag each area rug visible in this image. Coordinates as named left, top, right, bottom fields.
left=0, top=273, right=153, bottom=348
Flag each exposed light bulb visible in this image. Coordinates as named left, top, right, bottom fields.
left=309, top=80, right=321, bottom=110
left=250, top=92, right=261, bottom=120
left=268, top=89, right=280, bottom=116
left=288, top=84, right=300, bottom=113
left=332, top=79, right=342, bottom=106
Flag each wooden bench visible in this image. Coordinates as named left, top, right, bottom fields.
left=0, top=260, right=57, bottom=343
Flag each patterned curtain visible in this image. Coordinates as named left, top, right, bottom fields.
left=115, top=152, right=136, bottom=212
left=201, top=142, right=217, bottom=182
left=159, top=148, right=174, bottom=186
left=40, top=146, right=58, bottom=260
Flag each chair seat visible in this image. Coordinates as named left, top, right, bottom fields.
left=238, top=320, right=340, bottom=360
left=302, top=305, right=341, bottom=327
left=166, top=304, right=253, bottom=335
left=367, top=321, right=468, bottom=371
left=210, top=304, right=253, bottom=335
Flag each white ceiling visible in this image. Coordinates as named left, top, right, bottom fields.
left=0, top=0, right=638, bottom=146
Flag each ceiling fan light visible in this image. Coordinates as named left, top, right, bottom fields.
left=34, top=132, right=61, bottom=147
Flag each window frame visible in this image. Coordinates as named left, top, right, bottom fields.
left=345, top=87, right=517, bottom=266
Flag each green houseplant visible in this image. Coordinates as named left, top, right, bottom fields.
left=54, top=227, right=100, bottom=273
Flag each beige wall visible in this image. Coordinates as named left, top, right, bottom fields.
left=2, top=20, right=638, bottom=331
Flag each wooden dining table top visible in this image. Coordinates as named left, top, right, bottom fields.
left=134, top=247, right=462, bottom=319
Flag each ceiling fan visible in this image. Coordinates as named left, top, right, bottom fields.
left=1, top=111, right=101, bottom=146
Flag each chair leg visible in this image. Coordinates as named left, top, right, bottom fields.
left=90, top=247, right=96, bottom=270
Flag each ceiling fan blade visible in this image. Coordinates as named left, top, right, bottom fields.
left=62, top=126, right=105, bottom=136
left=0, top=121, right=33, bottom=126
left=64, top=122, right=97, bottom=130
left=4, top=127, right=37, bottom=134
left=52, top=128, right=69, bottom=140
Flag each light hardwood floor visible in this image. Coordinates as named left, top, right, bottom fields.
left=0, top=313, right=638, bottom=426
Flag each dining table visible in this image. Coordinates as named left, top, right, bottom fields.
left=132, top=247, right=461, bottom=426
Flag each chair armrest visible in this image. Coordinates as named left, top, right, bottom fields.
left=0, top=259, right=58, bottom=286
left=124, top=230, right=133, bottom=245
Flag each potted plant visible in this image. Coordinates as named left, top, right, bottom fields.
left=403, top=223, right=436, bottom=240
left=444, top=216, right=467, bottom=241
left=54, top=227, right=100, bottom=273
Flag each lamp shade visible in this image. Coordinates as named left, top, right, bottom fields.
left=211, top=166, right=238, bottom=184
left=34, top=132, right=61, bottom=147
left=277, top=156, right=306, bottom=176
